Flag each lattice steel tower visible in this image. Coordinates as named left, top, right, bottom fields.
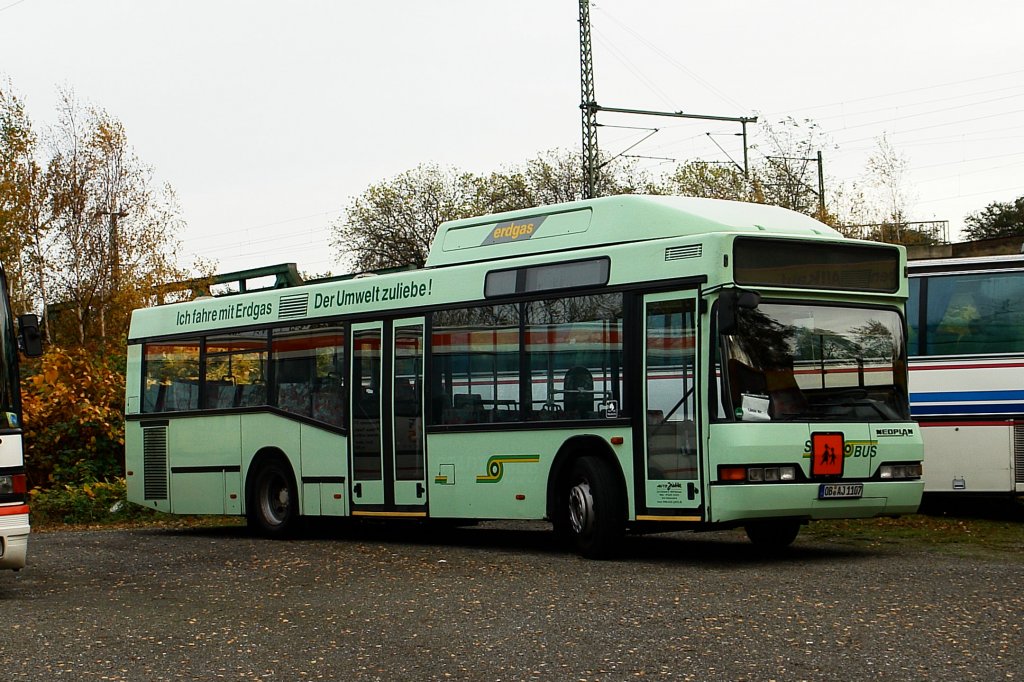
left=579, top=0, right=599, bottom=199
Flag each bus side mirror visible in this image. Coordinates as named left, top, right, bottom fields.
left=18, top=314, right=42, bottom=357
left=718, top=289, right=761, bottom=335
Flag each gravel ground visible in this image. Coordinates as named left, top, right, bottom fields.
left=1, top=520, right=1022, bottom=681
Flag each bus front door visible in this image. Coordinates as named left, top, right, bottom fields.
left=350, top=319, right=427, bottom=517
left=641, top=293, right=704, bottom=517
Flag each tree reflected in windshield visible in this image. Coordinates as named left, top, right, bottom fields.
left=722, top=303, right=909, bottom=422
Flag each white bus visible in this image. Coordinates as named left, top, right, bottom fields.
left=0, top=264, right=42, bottom=571
left=908, top=253, right=1024, bottom=498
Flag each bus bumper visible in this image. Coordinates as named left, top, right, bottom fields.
left=708, top=481, right=924, bottom=523
left=0, top=505, right=30, bottom=571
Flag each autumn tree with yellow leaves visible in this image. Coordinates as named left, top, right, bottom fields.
left=2, top=82, right=189, bottom=492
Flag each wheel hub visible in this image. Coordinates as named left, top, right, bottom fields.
left=568, top=480, right=594, bottom=535
left=260, top=475, right=290, bottom=526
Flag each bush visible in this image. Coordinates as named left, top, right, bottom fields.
left=29, top=478, right=160, bottom=526
left=20, top=346, right=126, bottom=487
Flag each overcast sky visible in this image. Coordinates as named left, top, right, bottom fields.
left=2, top=0, right=1022, bottom=275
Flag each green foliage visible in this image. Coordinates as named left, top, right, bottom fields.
left=661, top=161, right=755, bottom=202
left=28, top=478, right=159, bottom=526
left=963, top=195, right=1024, bottom=241
left=20, top=346, right=125, bottom=487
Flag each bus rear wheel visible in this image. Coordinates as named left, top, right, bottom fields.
left=562, top=456, right=623, bottom=559
left=248, top=459, right=299, bottom=537
left=744, top=519, right=801, bottom=549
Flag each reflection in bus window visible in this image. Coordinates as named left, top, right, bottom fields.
left=272, top=323, right=345, bottom=426
left=394, top=324, right=424, bottom=480
left=143, top=340, right=200, bottom=412
left=921, top=272, right=1024, bottom=356
left=431, top=296, right=624, bottom=424
left=646, top=299, right=697, bottom=480
left=352, top=328, right=382, bottom=480
left=432, top=304, right=519, bottom=425
left=205, top=330, right=268, bottom=409
left=525, top=294, right=623, bottom=420
left=722, top=303, right=908, bottom=422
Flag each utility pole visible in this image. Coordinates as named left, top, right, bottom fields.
left=95, top=205, right=128, bottom=308
left=97, top=207, right=128, bottom=289
left=817, top=150, right=825, bottom=221
left=579, top=0, right=599, bottom=199
left=764, top=153, right=825, bottom=220
left=578, top=0, right=757, bottom=199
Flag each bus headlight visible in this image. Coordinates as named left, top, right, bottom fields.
left=879, top=463, right=923, bottom=480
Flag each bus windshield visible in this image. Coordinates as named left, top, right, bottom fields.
left=0, top=281, right=19, bottom=427
left=722, top=302, right=909, bottom=422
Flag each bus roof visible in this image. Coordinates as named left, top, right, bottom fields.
left=425, top=194, right=842, bottom=268
left=908, top=252, right=1024, bottom=273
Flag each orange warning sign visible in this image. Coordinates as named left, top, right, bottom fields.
left=811, top=432, right=844, bottom=477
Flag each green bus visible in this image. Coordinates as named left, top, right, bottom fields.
left=125, top=195, right=923, bottom=557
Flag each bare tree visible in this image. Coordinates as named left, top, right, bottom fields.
left=46, top=87, right=103, bottom=345
left=333, top=164, right=478, bottom=271
left=865, top=134, right=914, bottom=224
left=45, top=88, right=186, bottom=346
left=333, top=150, right=652, bottom=272
left=849, top=135, right=931, bottom=244
left=752, top=117, right=834, bottom=221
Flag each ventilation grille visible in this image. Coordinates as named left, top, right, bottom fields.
left=1014, top=424, right=1024, bottom=484
left=143, top=426, right=168, bottom=500
left=278, top=292, right=309, bottom=319
left=665, top=244, right=702, bottom=261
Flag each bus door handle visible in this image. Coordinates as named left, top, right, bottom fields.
left=353, top=482, right=362, bottom=497
left=416, top=482, right=425, bottom=498
left=687, top=482, right=698, bottom=500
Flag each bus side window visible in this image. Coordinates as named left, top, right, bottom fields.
left=563, top=366, right=594, bottom=418
left=204, top=380, right=238, bottom=410
left=278, top=382, right=312, bottom=417
left=451, top=393, right=484, bottom=422
left=166, top=380, right=198, bottom=411
left=239, top=382, right=267, bottom=407
left=143, top=383, right=166, bottom=413
left=431, top=393, right=451, bottom=424
left=312, top=380, right=344, bottom=426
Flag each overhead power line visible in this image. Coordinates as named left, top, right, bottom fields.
left=766, top=68, right=1024, bottom=118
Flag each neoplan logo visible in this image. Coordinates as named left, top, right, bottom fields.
left=875, top=427, right=915, bottom=437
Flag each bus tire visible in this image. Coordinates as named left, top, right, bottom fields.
left=248, top=458, right=299, bottom=538
left=744, top=519, right=801, bottom=549
left=563, top=456, right=624, bottom=559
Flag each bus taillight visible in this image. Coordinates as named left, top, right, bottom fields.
left=718, top=465, right=798, bottom=483
left=0, top=473, right=27, bottom=496
left=719, top=466, right=747, bottom=482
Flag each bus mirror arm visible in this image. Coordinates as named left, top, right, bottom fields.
left=717, top=288, right=761, bottom=335
left=17, top=314, right=42, bottom=358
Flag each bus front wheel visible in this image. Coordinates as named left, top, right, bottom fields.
left=563, top=456, right=623, bottom=559
left=248, top=459, right=299, bottom=537
left=744, top=519, right=801, bottom=549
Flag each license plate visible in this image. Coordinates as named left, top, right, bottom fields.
left=818, top=483, right=863, bottom=499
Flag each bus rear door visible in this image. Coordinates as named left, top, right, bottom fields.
left=349, top=319, right=427, bottom=517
